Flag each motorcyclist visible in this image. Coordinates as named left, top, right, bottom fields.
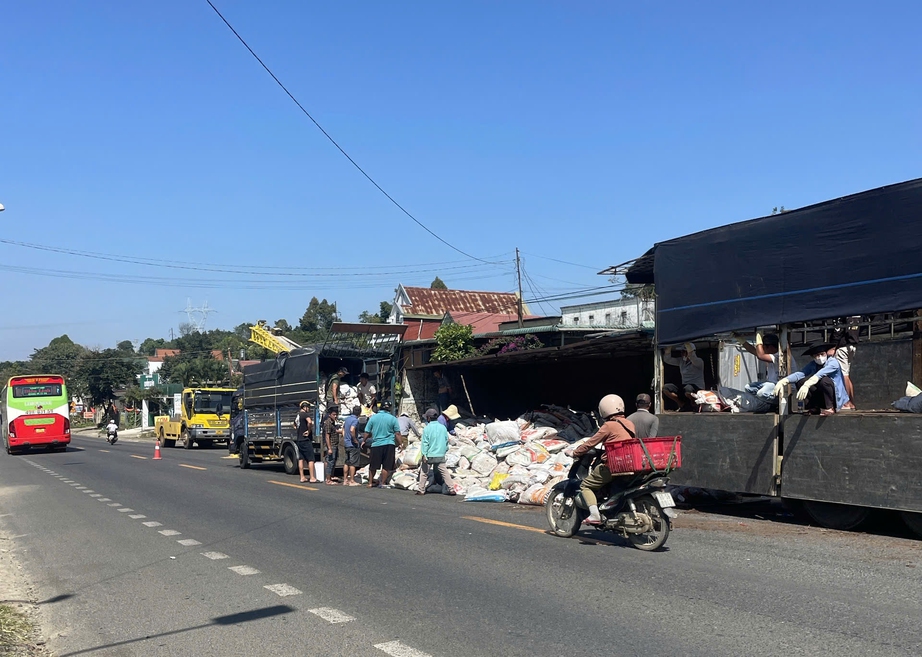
left=105, top=419, right=118, bottom=438
left=567, top=394, right=635, bottom=525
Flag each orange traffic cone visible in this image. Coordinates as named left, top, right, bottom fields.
left=153, top=439, right=162, bottom=460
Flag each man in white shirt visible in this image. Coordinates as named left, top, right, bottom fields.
left=662, top=343, right=705, bottom=410
left=736, top=332, right=780, bottom=400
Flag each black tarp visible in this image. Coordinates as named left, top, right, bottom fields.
left=243, top=347, right=318, bottom=409
left=649, top=178, right=922, bottom=343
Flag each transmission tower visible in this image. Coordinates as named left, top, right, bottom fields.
left=182, top=298, right=216, bottom=333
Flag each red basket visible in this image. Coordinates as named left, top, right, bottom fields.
left=605, top=435, right=682, bottom=474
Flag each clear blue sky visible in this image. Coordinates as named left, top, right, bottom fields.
left=1, top=1, right=919, bottom=360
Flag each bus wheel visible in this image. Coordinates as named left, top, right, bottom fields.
left=802, top=500, right=870, bottom=530
left=901, top=511, right=922, bottom=539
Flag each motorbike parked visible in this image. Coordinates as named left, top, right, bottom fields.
left=545, top=447, right=678, bottom=550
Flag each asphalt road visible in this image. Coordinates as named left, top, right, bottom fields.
left=1, top=433, right=920, bottom=657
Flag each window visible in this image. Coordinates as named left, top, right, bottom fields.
left=572, top=316, right=580, bottom=325
left=588, top=314, right=595, bottom=324
left=620, top=311, right=629, bottom=325
left=604, top=313, right=611, bottom=325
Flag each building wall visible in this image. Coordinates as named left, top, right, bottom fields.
left=560, top=298, right=654, bottom=329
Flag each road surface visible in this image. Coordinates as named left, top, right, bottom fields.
left=0, top=433, right=920, bottom=656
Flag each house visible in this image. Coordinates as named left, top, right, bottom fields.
left=559, top=298, right=654, bottom=329
left=389, top=285, right=529, bottom=325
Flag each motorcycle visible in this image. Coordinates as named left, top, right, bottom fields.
left=105, top=427, right=119, bottom=445
left=545, top=448, right=677, bottom=550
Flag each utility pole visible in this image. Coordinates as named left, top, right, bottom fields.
left=515, top=247, right=524, bottom=328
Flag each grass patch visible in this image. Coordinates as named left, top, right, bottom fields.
left=0, top=604, right=35, bottom=655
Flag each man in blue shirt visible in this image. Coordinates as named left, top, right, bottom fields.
left=416, top=408, right=457, bottom=495
left=342, top=406, right=361, bottom=486
left=774, top=343, right=850, bottom=416
left=362, top=400, right=404, bottom=488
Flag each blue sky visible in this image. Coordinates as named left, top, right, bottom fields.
left=1, top=1, right=919, bottom=360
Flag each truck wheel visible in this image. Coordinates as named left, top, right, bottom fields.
left=283, top=446, right=298, bottom=475
left=160, top=428, right=176, bottom=449
left=239, top=445, right=250, bottom=469
left=802, top=500, right=870, bottom=530
left=182, top=429, right=194, bottom=450
left=901, top=511, right=922, bottom=539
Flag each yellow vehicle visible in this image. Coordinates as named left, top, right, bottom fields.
left=154, top=387, right=235, bottom=449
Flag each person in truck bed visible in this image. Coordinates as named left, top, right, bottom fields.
left=662, top=343, right=705, bottom=410
left=774, top=343, right=849, bottom=416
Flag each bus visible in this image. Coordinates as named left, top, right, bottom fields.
left=1, top=375, right=71, bottom=454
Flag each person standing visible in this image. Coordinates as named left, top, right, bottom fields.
left=342, top=405, right=361, bottom=486
left=322, top=406, right=341, bottom=485
left=356, top=372, right=377, bottom=413
left=398, top=411, right=421, bottom=442
left=626, top=393, right=659, bottom=439
left=433, top=368, right=451, bottom=411
left=363, top=400, right=404, bottom=488
left=416, top=408, right=457, bottom=495
left=834, top=322, right=859, bottom=410
left=326, top=366, right=349, bottom=408
left=292, top=401, right=317, bottom=483
left=662, top=343, right=705, bottom=410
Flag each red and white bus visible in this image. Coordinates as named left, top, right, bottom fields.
left=1, top=375, right=71, bottom=454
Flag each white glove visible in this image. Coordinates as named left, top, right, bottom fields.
left=772, top=378, right=789, bottom=397
left=796, top=375, right=820, bottom=401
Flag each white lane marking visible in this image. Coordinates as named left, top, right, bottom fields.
left=201, top=552, right=229, bottom=560
left=177, top=539, right=202, bottom=546
left=129, top=514, right=146, bottom=519
left=82, top=490, right=94, bottom=494
left=308, top=607, right=354, bottom=624
left=107, top=503, right=121, bottom=507
left=69, top=483, right=81, bottom=487
left=89, top=494, right=102, bottom=498
left=264, top=584, right=302, bottom=597
left=374, top=641, right=433, bottom=657
left=98, top=498, right=112, bottom=502
left=159, top=530, right=181, bottom=536
left=117, top=508, right=134, bottom=513
left=229, top=565, right=260, bottom=576
left=62, top=480, right=73, bottom=483
left=75, top=486, right=87, bottom=490
left=143, top=521, right=163, bottom=527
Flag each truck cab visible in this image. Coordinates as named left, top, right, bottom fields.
left=154, top=387, right=234, bottom=449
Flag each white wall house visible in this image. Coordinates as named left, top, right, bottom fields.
left=559, top=298, right=655, bottom=329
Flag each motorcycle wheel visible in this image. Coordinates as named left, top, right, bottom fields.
left=545, top=490, right=585, bottom=538
left=111, top=436, right=117, bottom=445
left=628, top=495, right=670, bottom=551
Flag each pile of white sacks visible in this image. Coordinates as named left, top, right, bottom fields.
left=358, top=419, right=582, bottom=504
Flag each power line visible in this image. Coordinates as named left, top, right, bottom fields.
left=519, top=251, right=602, bottom=270
left=205, top=0, right=497, bottom=265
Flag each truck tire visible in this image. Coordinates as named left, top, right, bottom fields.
left=901, top=511, right=922, bottom=539
left=239, top=444, right=250, bottom=469
left=802, top=500, right=870, bottom=531
left=182, top=428, right=194, bottom=450
left=160, top=428, right=176, bottom=449
left=283, top=445, right=298, bottom=475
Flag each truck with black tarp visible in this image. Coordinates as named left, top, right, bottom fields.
left=624, top=176, right=922, bottom=537
left=233, top=323, right=406, bottom=474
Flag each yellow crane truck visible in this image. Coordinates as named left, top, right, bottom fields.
left=154, top=387, right=235, bottom=449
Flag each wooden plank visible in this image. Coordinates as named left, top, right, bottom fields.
left=782, top=413, right=922, bottom=513
left=658, top=413, right=777, bottom=494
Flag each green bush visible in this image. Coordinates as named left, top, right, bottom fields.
left=432, top=324, right=475, bottom=362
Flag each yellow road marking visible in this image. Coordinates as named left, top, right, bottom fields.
left=268, top=480, right=319, bottom=492
left=179, top=464, right=207, bottom=471
left=462, top=515, right=547, bottom=534
left=99, top=449, right=110, bottom=453
left=130, top=455, right=147, bottom=460
left=221, top=455, right=238, bottom=460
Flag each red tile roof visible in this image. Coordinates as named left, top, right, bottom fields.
left=400, top=287, right=522, bottom=316
left=449, top=312, right=539, bottom=336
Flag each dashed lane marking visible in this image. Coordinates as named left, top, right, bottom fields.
left=97, top=498, right=112, bottom=502
left=179, top=464, right=207, bottom=471
left=177, top=539, right=202, bottom=546
left=107, top=503, right=121, bottom=507
left=89, top=494, right=102, bottom=498
left=129, top=514, right=146, bottom=519
left=142, top=521, right=162, bottom=527
left=117, top=508, right=134, bottom=513
left=159, top=529, right=181, bottom=536
left=268, top=480, right=319, bottom=492
left=264, top=584, right=302, bottom=597
left=70, top=483, right=81, bottom=487
left=82, top=490, right=94, bottom=494
left=130, top=455, right=147, bottom=460
left=374, top=641, right=433, bottom=657
left=99, top=449, right=110, bottom=452
left=229, top=565, right=260, bottom=576
left=308, top=607, right=354, bottom=623
left=75, top=486, right=87, bottom=490
left=201, top=552, right=229, bottom=560
left=221, top=455, right=238, bottom=459
left=462, top=516, right=547, bottom=534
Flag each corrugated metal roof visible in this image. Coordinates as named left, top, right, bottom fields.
left=400, top=286, right=523, bottom=316
left=448, top=312, right=539, bottom=336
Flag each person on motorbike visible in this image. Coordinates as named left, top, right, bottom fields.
left=105, top=419, right=118, bottom=440
left=567, top=394, right=635, bottom=525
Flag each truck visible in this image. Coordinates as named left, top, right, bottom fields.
left=232, top=323, right=406, bottom=473
left=154, top=387, right=235, bottom=449
left=623, top=176, right=922, bottom=537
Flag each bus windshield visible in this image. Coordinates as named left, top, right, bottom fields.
left=194, top=392, right=232, bottom=414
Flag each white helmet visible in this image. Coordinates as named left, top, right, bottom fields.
left=598, top=394, right=625, bottom=419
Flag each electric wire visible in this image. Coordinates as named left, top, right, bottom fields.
left=519, top=251, right=602, bottom=270
left=205, top=0, right=497, bottom=265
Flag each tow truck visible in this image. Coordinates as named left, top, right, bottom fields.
left=154, top=387, right=235, bottom=449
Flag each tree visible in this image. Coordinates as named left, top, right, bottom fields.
left=274, top=319, right=292, bottom=332
left=179, top=322, right=195, bottom=337
left=31, top=335, right=86, bottom=383
left=430, top=277, right=448, bottom=290
left=432, top=323, right=475, bottom=362
left=620, top=283, right=656, bottom=300
left=116, top=340, right=135, bottom=353
left=74, top=349, right=145, bottom=407
left=139, top=337, right=172, bottom=356
left=359, top=300, right=394, bottom=324
left=299, top=297, right=337, bottom=333
left=771, top=206, right=787, bottom=215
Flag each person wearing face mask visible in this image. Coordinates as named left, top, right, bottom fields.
left=772, top=343, right=849, bottom=416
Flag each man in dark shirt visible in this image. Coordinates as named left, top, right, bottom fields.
left=292, top=401, right=316, bottom=483
left=342, top=406, right=361, bottom=486
left=626, top=394, right=659, bottom=439
left=322, top=406, right=341, bottom=485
